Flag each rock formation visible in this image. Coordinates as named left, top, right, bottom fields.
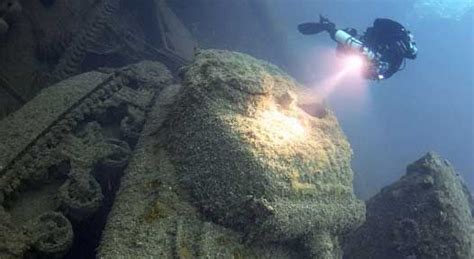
left=344, top=152, right=474, bottom=259
left=98, top=50, right=365, bottom=258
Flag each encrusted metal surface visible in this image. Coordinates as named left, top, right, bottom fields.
left=0, top=61, right=172, bottom=258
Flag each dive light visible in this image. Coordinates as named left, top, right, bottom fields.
left=333, top=30, right=388, bottom=80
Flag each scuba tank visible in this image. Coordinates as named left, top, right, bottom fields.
left=333, top=30, right=389, bottom=80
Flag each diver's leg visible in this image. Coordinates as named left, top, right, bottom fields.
left=298, top=15, right=336, bottom=36
left=298, top=22, right=328, bottom=35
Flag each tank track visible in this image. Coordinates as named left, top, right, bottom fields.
left=0, top=73, right=121, bottom=200
left=0, top=61, right=171, bottom=204
left=50, top=0, right=122, bottom=83
left=0, top=61, right=172, bottom=258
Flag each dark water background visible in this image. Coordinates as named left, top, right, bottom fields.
left=272, top=0, right=473, bottom=198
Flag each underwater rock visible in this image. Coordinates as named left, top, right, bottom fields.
left=159, top=49, right=364, bottom=257
left=344, top=152, right=474, bottom=259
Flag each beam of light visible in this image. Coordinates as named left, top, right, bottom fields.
left=343, top=54, right=365, bottom=73
left=300, top=69, right=349, bottom=103
left=298, top=50, right=370, bottom=106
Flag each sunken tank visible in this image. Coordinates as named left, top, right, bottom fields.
left=162, top=49, right=365, bottom=257
left=344, top=152, right=474, bottom=259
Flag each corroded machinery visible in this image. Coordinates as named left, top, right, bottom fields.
left=0, top=49, right=472, bottom=258
left=0, top=61, right=173, bottom=258
left=98, top=50, right=366, bottom=258
left=0, top=1, right=472, bottom=254
left=0, top=0, right=196, bottom=119
left=344, top=152, right=474, bottom=259
left=0, top=49, right=367, bottom=258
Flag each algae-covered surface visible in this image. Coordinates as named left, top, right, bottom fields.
left=0, top=72, right=109, bottom=169
left=164, top=50, right=364, bottom=247
left=344, top=152, right=474, bottom=259
left=100, top=50, right=364, bottom=258
left=99, top=82, right=302, bottom=258
left=0, top=61, right=173, bottom=258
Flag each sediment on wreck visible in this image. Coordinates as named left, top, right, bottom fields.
left=0, top=61, right=172, bottom=258
left=0, top=0, right=196, bottom=120
left=344, top=152, right=474, bottom=259
left=99, top=49, right=365, bottom=258
left=164, top=50, right=365, bottom=250
left=49, top=0, right=123, bottom=83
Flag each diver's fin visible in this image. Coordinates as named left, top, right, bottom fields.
left=298, top=22, right=327, bottom=35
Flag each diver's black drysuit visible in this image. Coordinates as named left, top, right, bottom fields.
left=299, top=17, right=417, bottom=79
left=361, top=19, right=416, bottom=78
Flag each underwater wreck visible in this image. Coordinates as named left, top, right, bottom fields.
left=0, top=0, right=472, bottom=258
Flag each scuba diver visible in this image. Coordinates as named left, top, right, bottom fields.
left=298, top=16, right=418, bottom=80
